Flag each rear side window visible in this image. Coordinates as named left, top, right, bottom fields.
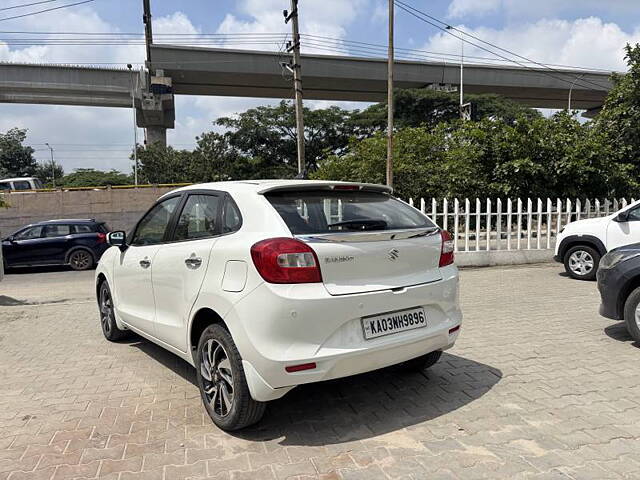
left=73, top=224, right=94, bottom=234
left=222, top=197, right=242, bottom=233
left=44, top=225, right=72, bottom=237
left=265, top=190, right=435, bottom=235
left=0, top=182, right=10, bottom=191
left=174, top=194, right=220, bottom=241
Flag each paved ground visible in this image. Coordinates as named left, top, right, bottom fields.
left=1, top=263, right=639, bottom=480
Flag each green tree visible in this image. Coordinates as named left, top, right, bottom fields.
left=0, top=128, right=38, bottom=177
left=595, top=43, right=640, bottom=168
left=34, top=161, right=64, bottom=187
left=313, top=113, right=637, bottom=200
left=57, top=168, right=131, bottom=188
left=216, top=101, right=368, bottom=175
left=136, top=145, right=195, bottom=184
left=353, top=89, right=541, bottom=131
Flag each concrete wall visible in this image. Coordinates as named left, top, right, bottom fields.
left=456, top=249, right=555, bottom=268
left=0, top=187, right=175, bottom=235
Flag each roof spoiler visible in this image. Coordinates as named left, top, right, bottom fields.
left=257, top=182, right=393, bottom=195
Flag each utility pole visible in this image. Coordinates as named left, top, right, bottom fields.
left=284, top=0, right=305, bottom=175
left=386, top=0, right=394, bottom=188
left=45, top=143, right=56, bottom=188
left=143, top=0, right=153, bottom=67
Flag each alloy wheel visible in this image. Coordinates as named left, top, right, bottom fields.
left=99, top=285, right=113, bottom=336
left=70, top=250, right=91, bottom=270
left=568, top=250, right=594, bottom=276
left=200, top=339, right=234, bottom=417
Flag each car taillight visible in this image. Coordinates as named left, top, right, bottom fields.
left=439, top=230, right=454, bottom=267
left=97, top=232, right=106, bottom=244
left=251, top=238, right=322, bottom=284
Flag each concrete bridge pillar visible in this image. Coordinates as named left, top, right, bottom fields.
left=135, top=70, right=174, bottom=148
left=144, top=126, right=167, bottom=147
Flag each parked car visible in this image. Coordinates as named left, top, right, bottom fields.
left=0, top=177, right=44, bottom=192
left=597, top=243, right=640, bottom=342
left=2, top=219, right=110, bottom=271
left=95, top=180, right=462, bottom=430
left=554, top=200, right=640, bottom=280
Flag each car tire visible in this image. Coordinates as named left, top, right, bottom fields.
left=623, top=286, right=640, bottom=343
left=398, top=350, right=443, bottom=372
left=196, top=324, right=266, bottom=431
left=563, top=245, right=600, bottom=281
left=68, top=249, right=94, bottom=271
left=98, top=281, right=129, bottom=342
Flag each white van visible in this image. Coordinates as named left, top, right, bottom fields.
left=0, top=177, right=44, bottom=191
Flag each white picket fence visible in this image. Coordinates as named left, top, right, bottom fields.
left=407, top=197, right=636, bottom=252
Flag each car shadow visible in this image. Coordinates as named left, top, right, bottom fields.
left=3, top=265, right=76, bottom=275
left=0, top=295, right=29, bottom=306
left=126, top=337, right=198, bottom=386
left=129, top=337, right=502, bottom=445
left=604, top=322, right=640, bottom=348
left=236, top=353, right=502, bottom=446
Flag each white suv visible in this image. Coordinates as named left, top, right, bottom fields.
left=96, top=180, right=462, bottom=430
left=555, top=200, right=640, bottom=280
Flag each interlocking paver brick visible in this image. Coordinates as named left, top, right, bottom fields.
left=3, top=264, right=640, bottom=479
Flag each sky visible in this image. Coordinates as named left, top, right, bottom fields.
left=1, top=0, right=639, bottom=174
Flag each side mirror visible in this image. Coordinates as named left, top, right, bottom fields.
left=5, top=235, right=15, bottom=243
left=107, top=231, right=127, bottom=250
left=615, top=211, right=629, bottom=223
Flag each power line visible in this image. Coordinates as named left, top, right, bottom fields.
left=0, top=0, right=96, bottom=22
left=0, top=0, right=60, bottom=12
left=393, top=0, right=609, bottom=92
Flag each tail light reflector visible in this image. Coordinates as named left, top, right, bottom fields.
left=97, top=232, right=106, bottom=244
left=285, top=362, right=317, bottom=373
left=251, top=238, right=322, bottom=284
left=449, top=325, right=461, bottom=334
left=439, top=230, right=455, bottom=267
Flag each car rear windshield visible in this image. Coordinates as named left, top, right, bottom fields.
left=265, top=189, right=435, bottom=235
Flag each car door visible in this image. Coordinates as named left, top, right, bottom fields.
left=112, top=195, right=181, bottom=336
left=607, top=205, right=640, bottom=250
left=3, top=225, right=46, bottom=266
left=41, top=224, right=73, bottom=263
left=151, top=192, right=223, bottom=352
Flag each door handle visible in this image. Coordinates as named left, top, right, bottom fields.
left=139, top=257, right=151, bottom=269
left=185, top=254, right=203, bottom=269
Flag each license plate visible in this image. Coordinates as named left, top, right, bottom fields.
left=361, top=307, right=427, bottom=340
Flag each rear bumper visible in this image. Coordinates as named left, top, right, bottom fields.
left=226, top=265, right=462, bottom=401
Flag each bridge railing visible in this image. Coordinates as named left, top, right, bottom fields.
left=407, top=197, right=634, bottom=252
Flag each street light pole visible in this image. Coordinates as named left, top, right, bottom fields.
left=127, top=64, right=139, bottom=186
left=44, top=143, right=56, bottom=188
left=568, top=74, right=585, bottom=112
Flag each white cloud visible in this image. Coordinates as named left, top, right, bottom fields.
left=216, top=0, right=366, bottom=54
left=424, top=17, right=640, bottom=71
left=447, top=0, right=640, bottom=19
left=448, top=0, right=500, bottom=19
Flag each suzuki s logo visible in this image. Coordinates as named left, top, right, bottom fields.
left=388, top=248, right=400, bottom=261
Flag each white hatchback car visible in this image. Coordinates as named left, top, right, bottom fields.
left=96, top=180, right=462, bottom=430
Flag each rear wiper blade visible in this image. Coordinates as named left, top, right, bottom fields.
left=328, top=219, right=388, bottom=231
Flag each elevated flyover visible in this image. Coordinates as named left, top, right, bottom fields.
left=149, top=44, right=612, bottom=110
left=0, top=63, right=135, bottom=108
left=0, top=45, right=615, bottom=144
